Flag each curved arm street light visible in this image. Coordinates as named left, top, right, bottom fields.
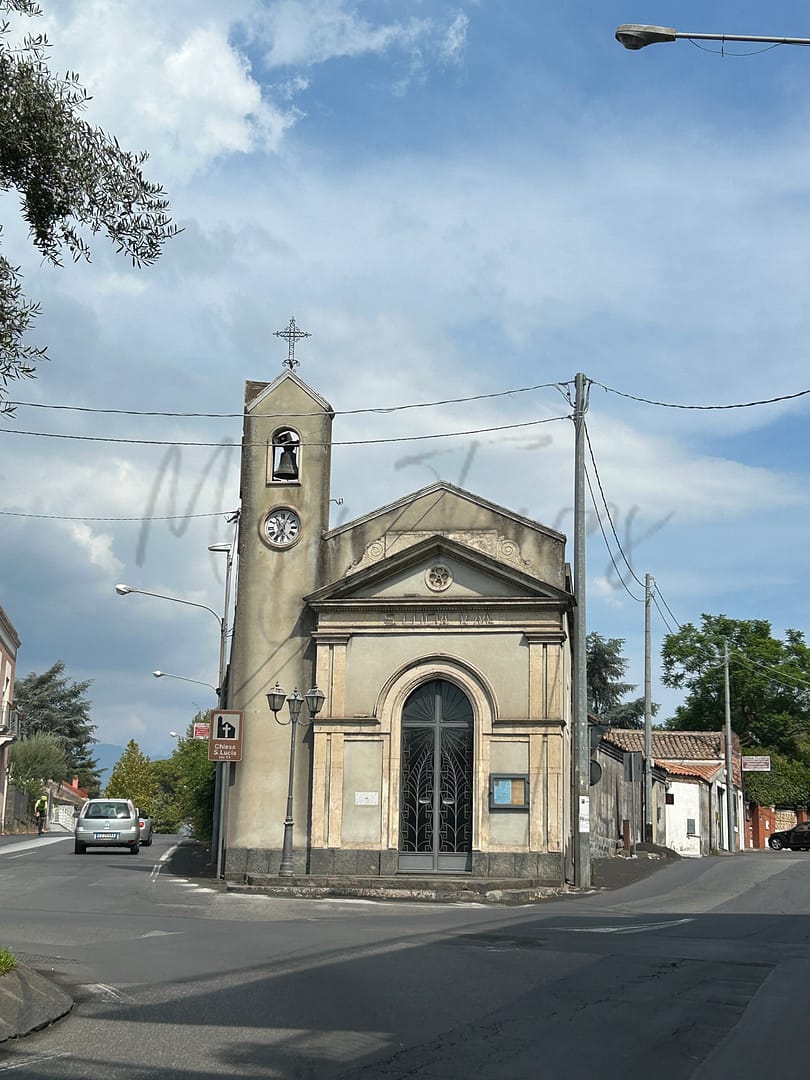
left=266, top=684, right=326, bottom=877
left=115, top=523, right=238, bottom=881
left=152, top=671, right=218, bottom=693
left=616, top=24, right=810, bottom=50
left=115, top=583, right=221, bottom=625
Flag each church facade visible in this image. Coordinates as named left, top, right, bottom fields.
left=223, top=364, right=575, bottom=883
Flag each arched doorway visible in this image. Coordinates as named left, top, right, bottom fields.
left=398, top=679, right=473, bottom=872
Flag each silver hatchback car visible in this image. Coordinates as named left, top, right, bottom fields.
left=75, top=798, right=140, bottom=854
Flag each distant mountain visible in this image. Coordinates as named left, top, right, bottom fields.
left=94, top=743, right=124, bottom=789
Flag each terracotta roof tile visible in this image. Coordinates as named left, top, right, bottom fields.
left=659, top=761, right=722, bottom=783
left=605, top=729, right=743, bottom=785
left=605, top=729, right=727, bottom=758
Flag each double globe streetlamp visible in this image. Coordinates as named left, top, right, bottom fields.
left=266, top=684, right=326, bottom=878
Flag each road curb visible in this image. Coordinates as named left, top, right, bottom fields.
left=0, top=961, right=73, bottom=1042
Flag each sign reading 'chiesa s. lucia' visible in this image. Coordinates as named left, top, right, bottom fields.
left=223, top=323, right=575, bottom=883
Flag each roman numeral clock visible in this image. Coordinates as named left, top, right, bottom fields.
left=262, top=506, right=302, bottom=549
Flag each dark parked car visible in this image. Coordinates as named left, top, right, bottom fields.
left=769, top=821, right=810, bottom=850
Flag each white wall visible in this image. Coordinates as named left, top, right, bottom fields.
left=665, top=780, right=702, bottom=857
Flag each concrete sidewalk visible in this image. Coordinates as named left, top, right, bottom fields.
left=0, top=962, right=72, bottom=1043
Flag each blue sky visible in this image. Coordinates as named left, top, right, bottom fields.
left=1, top=0, right=809, bottom=760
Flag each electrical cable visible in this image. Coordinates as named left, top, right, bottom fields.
left=651, top=579, right=682, bottom=632
left=583, top=420, right=646, bottom=590
left=0, top=413, right=571, bottom=448
left=730, top=650, right=810, bottom=692
left=6, top=380, right=570, bottom=419
left=650, top=591, right=677, bottom=637
left=584, top=461, right=644, bottom=603
left=0, top=509, right=236, bottom=522
left=593, top=381, right=810, bottom=411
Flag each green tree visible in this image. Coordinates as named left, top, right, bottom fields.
left=0, top=0, right=179, bottom=414
left=8, top=731, right=67, bottom=797
left=171, top=721, right=215, bottom=841
left=106, top=739, right=159, bottom=812
left=14, top=660, right=100, bottom=793
left=148, top=756, right=181, bottom=834
left=742, top=749, right=810, bottom=809
left=661, top=615, right=810, bottom=754
left=586, top=632, right=653, bottom=728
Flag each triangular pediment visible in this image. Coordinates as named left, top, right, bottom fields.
left=245, top=369, right=334, bottom=415
left=307, top=534, right=572, bottom=606
left=324, top=481, right=564, bottom=544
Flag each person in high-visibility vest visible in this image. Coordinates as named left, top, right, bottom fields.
left=34, top=793, right=48, bottom=835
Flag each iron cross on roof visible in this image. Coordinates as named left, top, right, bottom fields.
left=274, top=316, right=311, bottom=370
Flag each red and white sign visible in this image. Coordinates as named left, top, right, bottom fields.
left=193, top=721, right=210, bottom=741
left=742, top=756, right=771, bottom=772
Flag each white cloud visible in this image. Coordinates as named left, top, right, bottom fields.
left=33, top=3, right=299, bottom=180
left=438, top=12, right=469, bottom=65
left=66, top=523, right=123, bottom=576
left=257, top=1, right=465, bottom=70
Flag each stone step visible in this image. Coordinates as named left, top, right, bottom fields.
left=227, top=875, right=570, bottom=904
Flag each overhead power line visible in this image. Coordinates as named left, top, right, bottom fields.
left=583, top=421, right=646, bottom=591
left=0, top=414, right=570, bottom=448
left=593, top=381, right=810, bottom=411
left=6, top=380, right=569, bottom=419
left=583, top=460, right=644, bottom=604
left=650, top=581, right=682, bottom=633
left=0, top=510, right=236, bottom=522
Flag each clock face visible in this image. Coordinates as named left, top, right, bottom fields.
left=263, top=507, right=301, bottom=549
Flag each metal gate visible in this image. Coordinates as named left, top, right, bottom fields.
left=398, top=679, right=473, bottom=872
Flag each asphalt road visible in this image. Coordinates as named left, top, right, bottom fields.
left=0, top=833, right=808, bottom=1078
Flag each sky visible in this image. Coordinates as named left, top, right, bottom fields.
left=1, top=0, right=809, bottom=763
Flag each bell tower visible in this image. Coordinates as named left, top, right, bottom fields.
left=226, top=319, right=334, bottom=875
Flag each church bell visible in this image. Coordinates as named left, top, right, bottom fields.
left=273, top=435, right=299, bottom=480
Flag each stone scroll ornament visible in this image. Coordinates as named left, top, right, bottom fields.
left=347, top=532, right=533, bottom=574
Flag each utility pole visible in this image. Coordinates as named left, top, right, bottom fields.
left=723, top=641, right=736, bottom=852
left=572, top=372, right=590, bottom=887
left=643, top=573, right=653, bottom=843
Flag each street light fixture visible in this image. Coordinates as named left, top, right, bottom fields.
left=152, top=670, right=218, bottom=693
left=115, top=529, right=238, bottom=878
left=615, top=24, right=810, bottom=50
left=266, top=683, right=326, bottom=877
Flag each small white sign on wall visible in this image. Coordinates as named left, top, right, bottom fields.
left=355, top=791, right=380, bottom=806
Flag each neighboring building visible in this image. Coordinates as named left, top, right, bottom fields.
left=604, top=729, right=744, bottom=855
left=591, top=733, right=668, bottom=855
left=223, top=359, right=575, bottom=883
left=46, top=775, right=89, bottom=831
left=0, top=603, right=21, bottom=833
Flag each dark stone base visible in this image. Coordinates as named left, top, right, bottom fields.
left=224, top=846, right=563, bottom=883
left=470, top=851, right=564, bottom=881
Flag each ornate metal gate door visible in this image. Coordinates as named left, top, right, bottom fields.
left=398, top=679, right=473, bottom=872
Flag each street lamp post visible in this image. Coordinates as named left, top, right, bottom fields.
left=115, top=543, right=237, bottom=875
left=266, top=684, right=326, bottom=877
left=616, top=24, right=810, bottom=50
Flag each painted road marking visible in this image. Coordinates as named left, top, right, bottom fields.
left=549, top=918, right=694, bottom=935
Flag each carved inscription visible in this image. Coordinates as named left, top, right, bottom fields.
left=382, top=609, right=494, bottom=627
